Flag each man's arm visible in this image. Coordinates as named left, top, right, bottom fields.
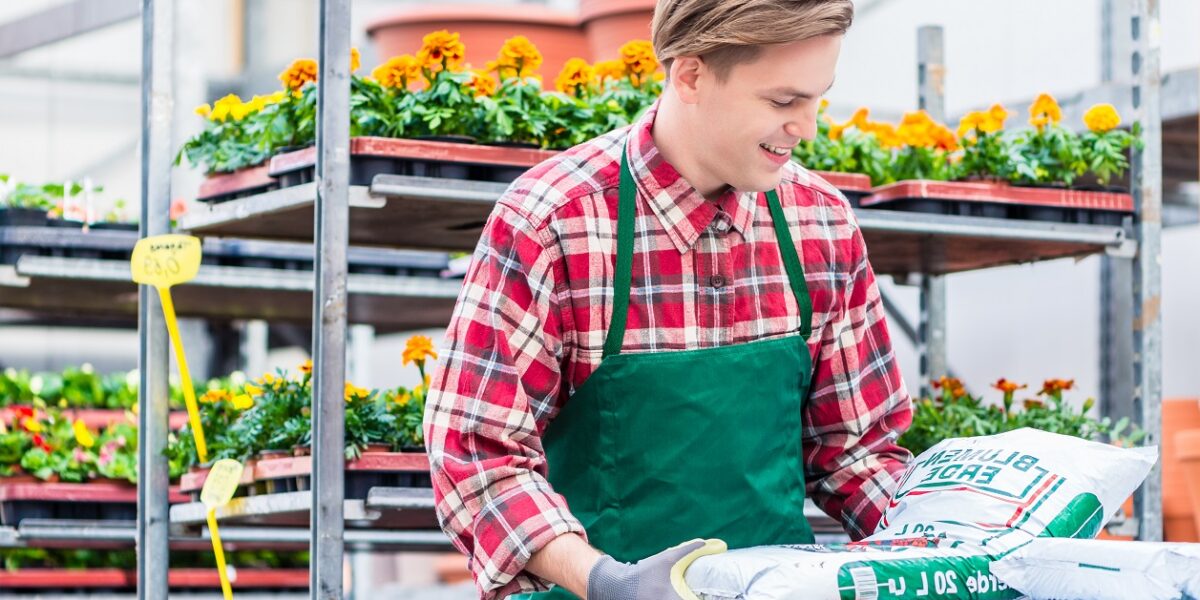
left=527, top=533, right=604, bottom=598
left=803, top=209, right=913, bottom=540
left=425, top=200, right=589, bottom=600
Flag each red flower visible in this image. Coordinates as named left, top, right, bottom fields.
left=14, top=406, right=34, bottom=419
left=31, top=433, right=51, bottom=452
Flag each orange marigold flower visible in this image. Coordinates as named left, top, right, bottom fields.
left=1029, top=93, right=1063, bottom=126
left=991, top=378, right=1028, bottom=394
left=279, top=58, right=318, bottom=92
left=402, top=335, right=439, bottom=366
left=555, top=58, right=595, bottom=96
left=1039, top=378, right=1076, bottom=395
left=466, top=69, right=496, bottom=97
left=593, top=59, right=626, bottom=82
left=619, top=40, right=658, bottom=86
left=418, top=29, right=466, bottom=74
left=492, top=35, right=542, bottom=79
left=350, top=47, right=361, bottom=73
left=1084, top=103, right=1121, bottom=133
left=372, top=54, right=422, bottom=90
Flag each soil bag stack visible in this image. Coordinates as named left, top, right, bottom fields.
left=680, top=428, right=1157, bottom=600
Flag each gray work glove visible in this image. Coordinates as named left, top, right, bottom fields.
left=587, top=539, right=726, bottom=600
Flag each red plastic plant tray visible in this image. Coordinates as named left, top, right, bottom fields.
left=0, top=568, right=309, bottom=589
left=196, top=164, right=278, bottom=203
left=812, top=171, right=872, bottom=194
left=861, top=180, right=1132, bottom=225
left=1, top=406, right=189, bottom=430
left=254, top=452, right=431, bottom=480
left=864, top=180, right=1133, bottom=210
left=180, top=462, right=257, bottom=495
left=0, top=481, right=187, bottom=504
left=269, top=136, right=560, bottom=177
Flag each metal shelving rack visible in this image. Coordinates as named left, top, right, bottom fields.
left=124, top=1, right=1167, bottom=598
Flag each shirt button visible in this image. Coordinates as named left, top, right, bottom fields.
left=710, top=275, right=727, bottom=288
left=713, top=219, right=729, bottom=233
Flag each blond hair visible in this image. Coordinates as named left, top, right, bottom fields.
left=651, top=0, right=854, bottom=81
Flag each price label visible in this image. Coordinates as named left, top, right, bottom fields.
left=131, top=234, right=201, bottom=288
left=201, top=459, right=245, bottom=508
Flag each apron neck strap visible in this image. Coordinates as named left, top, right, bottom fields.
left=604, top=145, right=813, bottom=359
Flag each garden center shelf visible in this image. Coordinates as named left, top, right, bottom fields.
left=178, top=176, right=1135, bottom=277
left=0, top=255, right=459, bottom=332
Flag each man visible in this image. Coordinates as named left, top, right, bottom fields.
left=425, top=1, right=912, bottom=599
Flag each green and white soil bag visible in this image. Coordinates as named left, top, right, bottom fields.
left=991, top=538, right=1200, bottom=600
left=681, top=428, right=1157, bottom=600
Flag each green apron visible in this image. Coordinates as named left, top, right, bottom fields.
left=524, top=146, right=816, bottom=600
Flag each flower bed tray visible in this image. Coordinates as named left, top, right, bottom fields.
left=812, top=171, right=873, bottom=207
left=0, top=568, right=310, bottom=589
left=254, top=451, right=431, bottom=499
left=0, top=406, right=189, bottom=430
left=861, top=180, right=1133, bottom=226
left=179, top=460, right=259, bottom=500
left=268, top=136, right=560, bottom=188
left=0, top=481, right=188, bottom=525
left=196, top=164, right=279, bottom=204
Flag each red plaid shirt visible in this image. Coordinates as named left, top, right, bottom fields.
left=425, top=101, right=913, bottom=600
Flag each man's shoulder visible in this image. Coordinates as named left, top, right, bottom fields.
left=494, top=128, right=627, bottom=230
left=778, top=160, right=853, bottom=211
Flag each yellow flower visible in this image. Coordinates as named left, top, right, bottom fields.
left=1029, top=92, right=1063, bottom=126
left=956, top=111, right=987, bottom=138
left=279, top=58, right=318, bottom=92
left=829, top=121, right=847, bottom=141
left=1084, top=103, right=1121, bottom=133
left=21, top=417, right=42, bottom=433
left=466, top=69, right=496, bottom=97
left=819, top=98, right=830, bottom=112
left=208, top=94, right=243, bottom=122
left=350, top=47, right=361, bottom=73
left=555, top=58, right=595, bottom=96
left=231, top=394, right=254, bottom=410
left=344, top=382, right=370, bottom=402
left=619, top=40, right=658, bottom=86
left=983, top=104, right=1008, bottom=133
left=260, top=373, right=276, bottom=385
left=201, top=389, right=230, bottom=404
left=244, top=383, right=264, bottom=397
left=418, top=29, right=466, bottom=74
left=492, top=35, right=543, bottom=79
left=849, top=107, right=870, bottom=129
left=299, top=359, right=313, bottom=375
left=194, top=103, right=211, bottom=118
left=593, top=59, right=626, bottom=82
left=73, top=420, right=96, bottom=448
left=402, top=335, right=439, bottom=366
left=372, top=54, right=422, bottom=90
left=395, top=391, right=411, bottom=407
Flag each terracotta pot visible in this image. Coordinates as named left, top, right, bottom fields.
left=1176, top=429, right=1200, bottom=541
left=1163, top=398, right=1200, bottom=542
left=434, top=552, right=472, bottom=585
left=579, top=0, right=657, bottom=61
left=366, top=5, right=586, bottom=81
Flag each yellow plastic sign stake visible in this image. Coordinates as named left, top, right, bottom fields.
left=201, top=459, right=245, bottom=600
left=130, top=234, right=208, bottom=462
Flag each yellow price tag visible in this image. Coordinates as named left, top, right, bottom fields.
left=131, top=234, right=202, bottom=288
left=201, top=459, right=245, bottom=508
left=130, top=234, right=208, bottom=462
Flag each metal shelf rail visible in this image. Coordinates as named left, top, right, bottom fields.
left=133, top=2, right=1166, bottom=598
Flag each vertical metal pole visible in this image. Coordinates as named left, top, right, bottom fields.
left=1098, top=0, right=1137, bottom=439
left=312, top=0, right=351, bottom=596
left=916, top=25, right=948, bottom=398
left=136, top=0, right=174, bottom=597
left=1131, top=0, right=1163, bottom=542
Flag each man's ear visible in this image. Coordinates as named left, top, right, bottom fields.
left=670, top=56, right=704, bottom=104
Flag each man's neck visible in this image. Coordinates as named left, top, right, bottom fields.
left=650, top=91, right=729, bottom=202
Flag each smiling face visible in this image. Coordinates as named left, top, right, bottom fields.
left=667, top=35, right=842, bottom=195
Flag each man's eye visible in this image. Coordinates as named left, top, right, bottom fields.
left=770, top=99, right=794, bottom=108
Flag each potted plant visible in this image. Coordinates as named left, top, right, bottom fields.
left=1078, top=102, right=1142, bottom=190
left=0, top=176, right=53, bottom=227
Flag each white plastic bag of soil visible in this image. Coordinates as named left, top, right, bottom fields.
left=992, top=538, right=1200, bottom=600
left=681, top=428, right=1157, bottom=600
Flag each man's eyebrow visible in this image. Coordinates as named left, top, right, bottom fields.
left=762, top=78, right=836, bottom=99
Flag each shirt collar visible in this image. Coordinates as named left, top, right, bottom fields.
left=624, top=99, right=759, bottom=253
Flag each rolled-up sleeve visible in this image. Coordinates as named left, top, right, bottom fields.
left=424, top=199, right=587, bottom=600
left=803, top=207, right=913, bottom=540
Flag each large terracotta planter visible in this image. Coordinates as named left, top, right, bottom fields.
left=1176, top=428, right=1200, bottom=541
left=1163, top=398, right=1200, bottom=541
left=579, top=0, right=657, bottom=61
left=367, top=5, right=585, bottom=80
